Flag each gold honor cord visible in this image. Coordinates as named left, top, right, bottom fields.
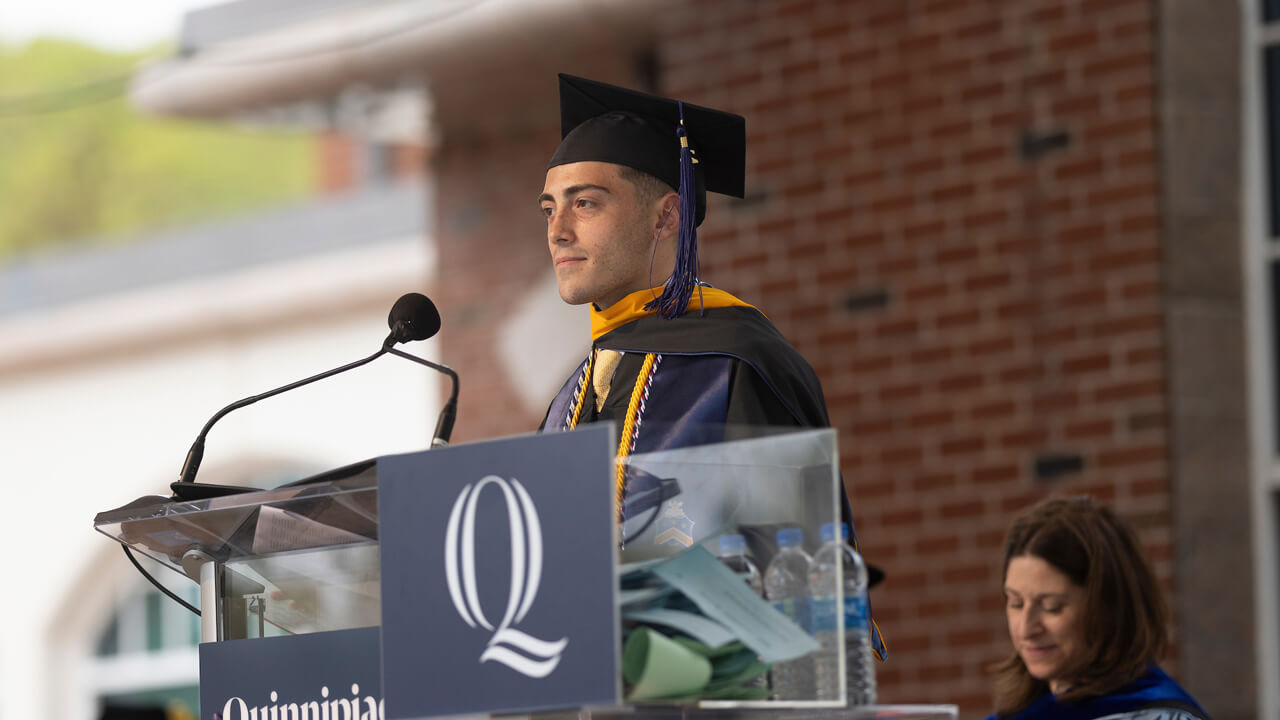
left=565, top=350, right=661, bottom=520
left=613, top=353, right=659, bottom=520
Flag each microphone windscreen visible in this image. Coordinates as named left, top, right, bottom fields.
left=388, top=293, right=442, bottom=342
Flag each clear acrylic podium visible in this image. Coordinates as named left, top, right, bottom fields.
left=94, top=428, right=957, bottom=720
left=95, top=457, right=382, bottom=644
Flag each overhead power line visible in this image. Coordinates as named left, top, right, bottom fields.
left=0, top=71, right=137, bottom=117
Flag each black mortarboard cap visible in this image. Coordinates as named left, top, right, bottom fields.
left=549, top=74, right=746, bottom=224
left=548, top=74, right=746, bottom=318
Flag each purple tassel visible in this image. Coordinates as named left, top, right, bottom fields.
left=646, top=101, right=701, bottom=319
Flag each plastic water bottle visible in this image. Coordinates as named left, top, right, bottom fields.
left=717, top=534, right=767, bottom=688
left=809, top=522, right=876, bottom=705
left=717, top=534, right=764, bottom=596
left=763, top=527, right=815, bottom=700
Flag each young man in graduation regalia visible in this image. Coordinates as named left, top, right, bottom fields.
left=537, top=75, right=886, bottom=661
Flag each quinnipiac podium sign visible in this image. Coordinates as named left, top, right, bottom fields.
left=378, top=427, right=620, bottom=718
left=94, top=425, right=959, bottom=719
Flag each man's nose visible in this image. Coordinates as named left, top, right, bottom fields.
left=548, top=211, right=572, bottom=243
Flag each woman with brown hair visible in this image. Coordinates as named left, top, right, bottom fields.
left=983, top=497, right=1209, bottom=720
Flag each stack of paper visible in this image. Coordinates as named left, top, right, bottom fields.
left=617, top=545, right=818, bottom=703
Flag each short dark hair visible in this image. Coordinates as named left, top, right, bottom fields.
left=992, top=496, right=1169, bottom=715
left=617, top=165, right=676, bottom=209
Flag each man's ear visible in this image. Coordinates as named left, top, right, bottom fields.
left=655, top=192, right=681, bottom=242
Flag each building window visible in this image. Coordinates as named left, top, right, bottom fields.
left=1266, top=0, right=1280, bottom=24
left=90, top=583, right=200, bottom=718
left=1249, top=2, right=1280, bottom=714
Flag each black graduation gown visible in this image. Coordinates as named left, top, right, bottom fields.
left=575, top=305, right=828, bottom=430
left=540, top=303, right=889, bottom=660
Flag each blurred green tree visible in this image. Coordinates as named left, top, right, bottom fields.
left=0, top=38, right=314, bottom=257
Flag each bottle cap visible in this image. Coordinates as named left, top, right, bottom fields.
left=819, top=522, right=850, bottom=542
left=775, top=527, right=804, bottom=547
left=718, top=533, right=746, bottom=555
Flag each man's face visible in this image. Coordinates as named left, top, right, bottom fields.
left=539, top=161, right=670, bottom=309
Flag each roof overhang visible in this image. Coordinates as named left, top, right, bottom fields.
left=131, top=0, right=662, bottom=137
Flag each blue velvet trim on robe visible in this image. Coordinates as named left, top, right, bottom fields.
left=984, top=666, right=1209, bottom=720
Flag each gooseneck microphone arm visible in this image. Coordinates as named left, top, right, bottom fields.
left=177, top=291, right=453, bottom=485
left=386, top=346, right=459, bottom=446
left=176, top=346, right=390, bottom=485
left=384, top=292, right=457, bottom=446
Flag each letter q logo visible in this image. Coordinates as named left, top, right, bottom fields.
left=444, top=475, right=568, bottom=678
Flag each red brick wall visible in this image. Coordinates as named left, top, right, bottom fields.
left=428, top=0, right=1169, bottom=715
left=433, top=121, right=561, bottom=440
left=655, top=0, right=1167, bottom=713
left=318, top=134, right=428, bottom=192
left=318, top=132, right=358, bottom=193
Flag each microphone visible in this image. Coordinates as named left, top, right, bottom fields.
left=382, top=293, right=459, bottom=447
left=385, top=292, right=441, bottom=348
left=175, top=292, right=457, bottom=489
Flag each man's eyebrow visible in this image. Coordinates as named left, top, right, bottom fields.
left=537, top=183, right=613, bottom=205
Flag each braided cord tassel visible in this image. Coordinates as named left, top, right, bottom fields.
left=646, top=101, right=699, bottom=319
